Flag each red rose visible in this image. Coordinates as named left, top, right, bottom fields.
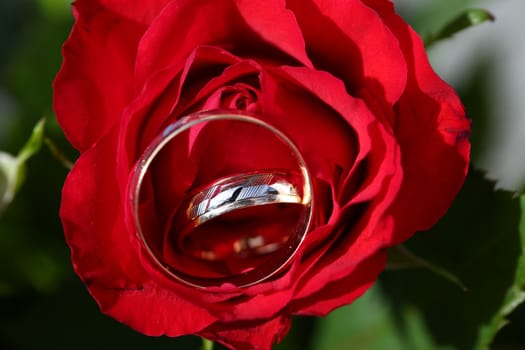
left=53, top=0, right=470, bottom=349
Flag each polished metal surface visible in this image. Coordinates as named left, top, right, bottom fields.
left=187, top=172, right=302, bottom=226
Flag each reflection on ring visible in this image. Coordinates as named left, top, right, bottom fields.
left=187, top=171, right=302, bottom=226
left=179, top=171, right=303, bottom=260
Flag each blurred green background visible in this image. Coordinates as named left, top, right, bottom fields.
left=0, top=0, right=524, bottom=349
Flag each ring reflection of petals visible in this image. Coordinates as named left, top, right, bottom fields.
left=187, top=172, right=302, bottom=227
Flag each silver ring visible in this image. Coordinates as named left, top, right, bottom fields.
left=187, top=171, right=302, bottom=226
left=128, top=110, right=313, bottom=289
left=179, top=171, right=303, bottom=260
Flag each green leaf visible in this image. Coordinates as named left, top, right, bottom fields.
left=381, top=171, right=523, bottom=350
left=307, top=171, right=525, bottom=350
left=310, top=286, right=407, bottom=350
left=17, top=117, right=46, bottom=163
left=425, top=9, right=495, bottom=47
left=200, top=338, right=215, bottom=350
left=0, top=118, right=45, bottom=214
left=475, top=195, right=525, bottom=348
left=0, top=151, right=19, bottom=214
left=310, top=285, right=452, bottom=350
left=36, top=0, right=71, bottom=19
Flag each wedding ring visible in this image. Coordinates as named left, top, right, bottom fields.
left=187, top=171, right=302, bottom=227
left=128, top=110, right=313, bottom=289
left=179, top=171, right=303, bottom=260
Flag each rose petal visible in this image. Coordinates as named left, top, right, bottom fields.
left=190, top=87, right=297, bottom=183
left=287, top=0, right=407, bottom=104
left=201, top=316, right=291, bottom=350
left=117, top=46, right=242, bottom=178
left=54, top=0, right=144, bottom=151
left=135, top=0, right=311, bottom=87
left=236, top=0, right=312, bottom=66
left=260, top=67, right=359, bottom=182
left=90, top=281, right=217, bottom=337
left=257, top=66, right=403, bottom=299
left=292, top=251, right=386, bottom=315
left=96, top=0, right=171, bottom=25
left=266, top=65, right=401, bottom=231
left=364, top=0, right=471, bottom=242
left=293, top=160, right=400, bottom=300
left=61, top=128, right=216, bottom=336
left=61, top=129, right=147, bottom=285
left=198, top=287, right=295, bottom=322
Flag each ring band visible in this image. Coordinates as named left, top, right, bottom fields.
left=183, top=172, right=302, bottom=259
left=128, top=110, right=313, bottom=289
left=178, top=171, right=302, bottom=260
left=187, top=171, right=302, bottom=226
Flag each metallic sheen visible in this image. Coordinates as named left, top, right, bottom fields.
left=187, top=172, right=302, bottom=226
